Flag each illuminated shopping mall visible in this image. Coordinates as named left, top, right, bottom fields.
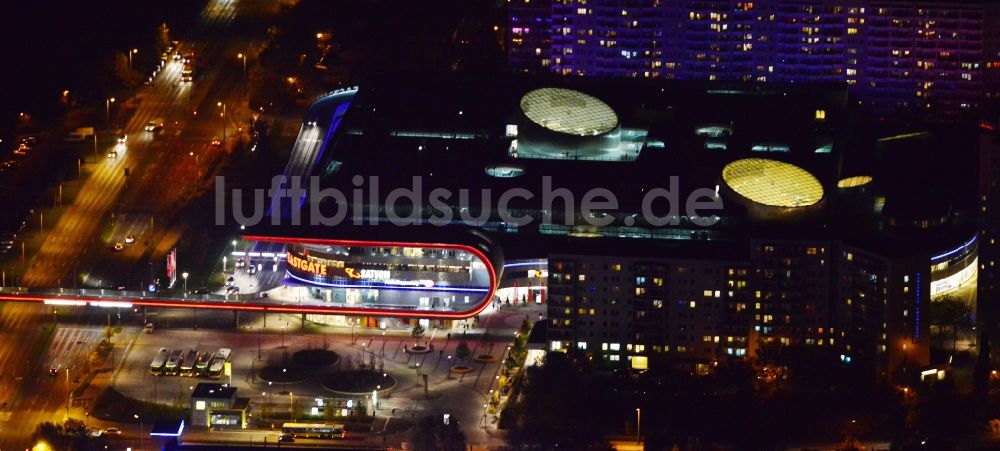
left=226, top=76, right=981, bottom=379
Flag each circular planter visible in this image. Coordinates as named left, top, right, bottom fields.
left=449, top=365, right=474, bottom=374
left=473, top=354, right=498, bottom=364
left=405, top=345, right=432, bottom=355
left=257, top=366, right=309, bottom=384
left=321, top=370, right=397, bottom=396
left=292, top=349, right=340, bottom=367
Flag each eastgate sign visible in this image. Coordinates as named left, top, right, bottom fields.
left=286, top=250, right=393, bottom=281
left=287, top=252, right=328, bottom=276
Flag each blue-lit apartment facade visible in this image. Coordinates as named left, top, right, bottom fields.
left=509, top=0, right=991, bottom=115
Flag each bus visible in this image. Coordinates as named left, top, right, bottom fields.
left=164, top=350, right=183, bottom=375
left=181, top=64, right=194, bottom=82
left=215, top=348, right=232, bottom=362
left=280, top=423, right=345, bottom=439
left=149, top=348, right=169, bottom=374
left=179, top=349, right=198, bottom=376
left=194, top=351, right=214, bottom=376
left=207, top=357, right=225, bottom=379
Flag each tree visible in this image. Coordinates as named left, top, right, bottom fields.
left=410, top=414, right=467, bottom=451
left=929, top=294, right=973, bottom=351
left=411, top=323, right=425, bottom=340
left=33, top=420, right=98, bottom=451
left=506, top=352, right=612, bottom=450
left=455, top=340, right=472, bottom=361
left=110, top=52, right=140, bottom=89
left=519, top=315, right=532, bottom=336
left=155, top=22, right=171, bottom=53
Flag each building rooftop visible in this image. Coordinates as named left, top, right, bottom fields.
left=191, top=383, right=236, bottom=399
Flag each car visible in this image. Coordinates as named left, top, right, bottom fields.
left=48, top=367, right=59, bottom=377
left=104, top=427, right=121, bottom=435
left=247, top=265, right=258, bottom=275
left=192, top=287, right=210, bottom=295
left=19, top=136, right=38, bottom=146
left=125, top=234, right=135, bottom=244
left=87, top=429, right=103, bottom=438
left=210, top=138, right=222, bottom=147
left=226, top=286, right=240, bottom=295
left=13, top=144, right=30, bottom=156
left=115, top=131, right=127, bottom=143
left=173, top=53, right=182, bottom=61
left=107, top=150, right=118, bottom=159
left=113, top=242, right=124, bottom=251
left=226, top=276, right=235, bottom=285
left=235, top=259, right=246, bottom=268
left=145, top=119, right=164, bottom=132
left=278, top=434, right=295, bottom=443
left=145, top=323, right=154, bottom=333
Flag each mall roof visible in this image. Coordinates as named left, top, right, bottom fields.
left=269, top=74, right=975, bottom=255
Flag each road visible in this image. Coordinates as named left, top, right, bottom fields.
left=0, top=0, right=277, bottom=448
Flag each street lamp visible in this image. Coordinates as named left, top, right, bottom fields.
left=218, top=102, right=227, bottom=144
left=237, top=53, right=246, bottom=81
left=635, top=408, right=641, bottom=444
left=135, top=414, right=144, bottom=450
left=128, top=48, right=139, bottom=70
left=106, top=97, right=116, bottom=128
left=182, top=272, right=189, bottom=293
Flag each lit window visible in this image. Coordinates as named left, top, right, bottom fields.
left=610, top=343, right=621, bottom=351
left=577, top=341, right=587, bottom=350
left=815, top=109, right=826, bottom=121
left=689, top=300, right=697, bottom=309
left=196, top=400, right=206, bottom=410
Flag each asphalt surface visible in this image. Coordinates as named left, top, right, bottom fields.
left=0, top=0, right=277, bottom=448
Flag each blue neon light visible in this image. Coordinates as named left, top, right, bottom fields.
left=150, top=420, right=185, bottom=437
left=285, top=270, right=489, bottom=293
left=915, top=272, right=921, bottom=339
left=930, top=235, right=977, bottom=262
left=504, top=261, right=547, bottom=269
left=299, top=101, right=350, bottom=209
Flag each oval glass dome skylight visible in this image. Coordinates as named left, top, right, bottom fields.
left=485, top=164, right=525, bottom=178
left=722, top=158, right=824, bottom=207
left=520, top=88, right=618, bottom=136
left=837, top=175, right=873, bottom=189
left=694, top=124, right=734, bottom=138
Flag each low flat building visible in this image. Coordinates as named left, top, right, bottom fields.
left=190, top=383, right=249, bottom=430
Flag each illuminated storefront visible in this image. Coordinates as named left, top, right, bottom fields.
left=248, top=235, right=501, bottom=320
left=929, top=235, right=978, bottom=300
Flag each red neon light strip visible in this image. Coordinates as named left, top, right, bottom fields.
left=0, top=238, right=498, bottom=320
